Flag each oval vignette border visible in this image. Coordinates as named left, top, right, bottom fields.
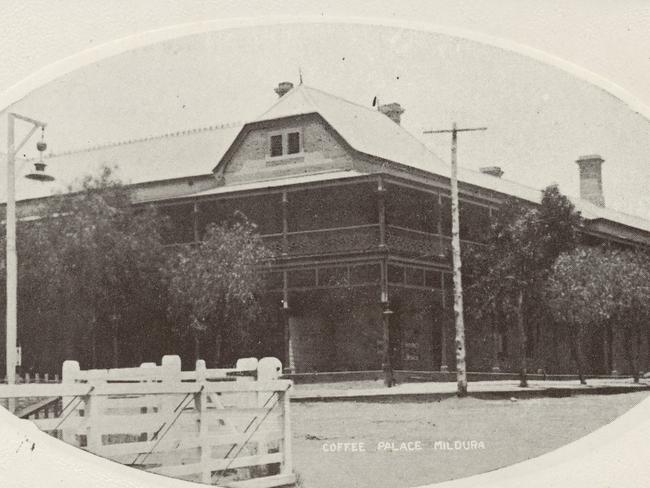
left=1, top=13, right=649, bottom=488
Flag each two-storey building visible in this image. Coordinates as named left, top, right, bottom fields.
left=12, top=82, right=650, bottom=375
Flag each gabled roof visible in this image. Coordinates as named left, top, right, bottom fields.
left=222, top=84, right=549, bottom=200
left=220, top=84, right=451, bottom=177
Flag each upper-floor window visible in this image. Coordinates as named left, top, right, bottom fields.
left=268, top=129, right=302, bottom=159
left=270, top=134, right=283, bottom=157
left=287, top=131, right=301, bottom=154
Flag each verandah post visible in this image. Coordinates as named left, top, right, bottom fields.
left=282, top=271, right=293, bottom=373
left=377, top=176, right=394, bottom=387
left=380, top=259, right=394, bottom=387
left=376, top=176, right=387, bottom=249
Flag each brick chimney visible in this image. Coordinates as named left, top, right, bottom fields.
left=274, top=81, right=294, bottom=98
left=378, top=102, right=405, bottom=124
left=480, top=166, right=504, bottom=178
left=576, top=154, right=605, bottom=207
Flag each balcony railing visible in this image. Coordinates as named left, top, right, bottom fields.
left=386, top=225, right=449, bottom=259
left=287, top=224, right=380, bottom=256
left=163, top=224, right=464, bottom=262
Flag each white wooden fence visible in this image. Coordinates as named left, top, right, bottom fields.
left=0, top=356, right=295, bottom=488
left=1, top=371, right=60, bottom=384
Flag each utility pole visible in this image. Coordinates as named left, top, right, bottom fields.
left=423, top=123, right=486, bottom=397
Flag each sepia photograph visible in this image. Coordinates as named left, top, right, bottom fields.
left=0, top=3, right=649, bottom=488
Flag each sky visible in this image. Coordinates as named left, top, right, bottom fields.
left=3, top=22, right=650, bottom=220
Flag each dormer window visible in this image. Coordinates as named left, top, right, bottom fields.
left=287, top=131, right=301, bottom=154
left=268, top=129, right=303, bottom=159
left=270, top=134, right=283, bottom=157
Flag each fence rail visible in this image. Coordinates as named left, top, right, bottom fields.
left=0, top=356, right=295, bottom=488
left=1, top=372, right=61, bottom=384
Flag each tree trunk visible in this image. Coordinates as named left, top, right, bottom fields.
left=215, top=330, right=222, bottom=368
left=647, top=326, right=650, bottom=375
left=90, top=316, right=97, bottom=369
left=637, top=331, right=643, bottom=381
left=610, top=322, right=620, bottom=375
left=515, top=289, right=528, bottom=387
left=568, top=325, right=587, bottom=385
left=112, top=319, right=119, bottom=369
left=490, top=302, right=500, bottom=372
left=602, top=325, right=610, bottom=376
left=634, top=327, right=642, bottom=383
left=194, top=332, right=200, bottom=363
left=624, top=329, right=640, bottom=383
left=491, top=330, right=500, bottom=372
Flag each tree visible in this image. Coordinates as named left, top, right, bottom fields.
left=465, top=185, right=583, bottom=387
left=545, top=248, right=610, bottom=384
left=546, top=246, right=650, bottom=383
left=618, top=251, right=650, bottom=381
left=165, top=216, right=272, bottom=367
left=1, top=166, right=169, bottom=372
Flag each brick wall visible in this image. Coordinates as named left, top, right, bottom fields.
left=333, top=290, right=383, bottom=371
left=288, top=287, right=383, bottom=373
left=224, top=117, right=356, bottom=185
left=289, top=314, right=335, bottom=373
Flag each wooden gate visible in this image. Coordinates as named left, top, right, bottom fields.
left=0, top=356, right=295, bottom=488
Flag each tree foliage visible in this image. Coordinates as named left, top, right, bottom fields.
left=0, top=167, right=275, bottom=374
left=1, top=166, right=170, bottom=372
left=464, top=185, right=583, bottom=386
left=546, top=246, right=650, bottom=382
left=165, top=216, right=272, bottom=367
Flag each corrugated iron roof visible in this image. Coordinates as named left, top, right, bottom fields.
left=1, top=123, right=241, bottom=203
left=3, top=84, right=648, bottom=234
left=257, top=85, right=452, bottom=177
left=253, top=85, right=650, bottom=233
left=141, top=169, right=368, bottom=203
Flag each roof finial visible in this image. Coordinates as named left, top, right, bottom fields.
left=299, top=67, right=304, bottom=85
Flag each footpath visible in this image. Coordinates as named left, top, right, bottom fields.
left=291, top=377, right=650, bottom=402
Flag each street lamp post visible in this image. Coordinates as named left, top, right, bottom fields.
left=5, top=112, right=51, bottom=387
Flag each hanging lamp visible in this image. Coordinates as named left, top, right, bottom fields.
left=25, top=126, right=55, bottom=182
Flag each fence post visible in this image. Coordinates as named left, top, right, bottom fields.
left=196, top=359, right=211, bottom=484
left=139, top=362, right=158, bottom=415
left=257, top=357, right=281, bottom=466
left=61, top=360, right=80, bottom=445
left=281, top=386, right=293, bottom=476
left=160, top=355, right=182, bottom=471
left=258, top=358, right=292, bottom=477
left=85, top=380, right=102, bottom=454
